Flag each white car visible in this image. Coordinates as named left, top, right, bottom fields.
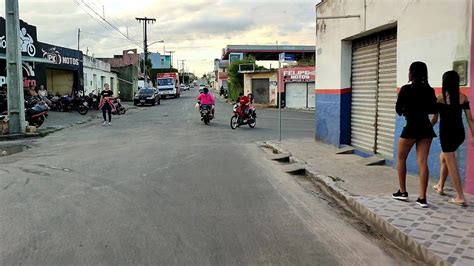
left=180, top=84, right=190, bottom=91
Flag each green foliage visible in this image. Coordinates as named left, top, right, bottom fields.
left=227, top=56, right=265, bottom=101
left=296, top=55, right=315, bottom=67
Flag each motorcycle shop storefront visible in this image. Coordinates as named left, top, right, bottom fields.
left=0, top=17, right=83, bottom=96
left=35, top=42, right=83, bottom=96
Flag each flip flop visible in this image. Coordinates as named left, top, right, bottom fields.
left=432, top=185, right=446, bottom=196
left=448, top=198, right=467, bottom=207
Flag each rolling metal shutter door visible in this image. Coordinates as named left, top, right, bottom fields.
left=351, top=43, right=378, bottom=153
left=307, top=82, right=315, bottom=108
left=286, top=83, right=307, bottom=108
left=375, top=39, right=397, bottom=158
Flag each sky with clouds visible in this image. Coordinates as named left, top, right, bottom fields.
left=2, top=0, right=318, bottom=75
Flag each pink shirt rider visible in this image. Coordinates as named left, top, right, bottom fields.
left=197, top=93, right=215, bottom=105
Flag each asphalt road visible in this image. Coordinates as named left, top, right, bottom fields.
left=0, top=89, right=414, bottom=265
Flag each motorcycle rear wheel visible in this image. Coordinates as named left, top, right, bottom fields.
left=230, top=115, right=239, bottom=129
left=77, top=105, right=88, bottom=115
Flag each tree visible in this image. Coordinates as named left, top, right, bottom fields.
left=227, top=56, right=266, bottom=101
left=296, top=55, right=315, bottom=67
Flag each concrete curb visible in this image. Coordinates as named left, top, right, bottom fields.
left=264, top=140, right=448, bottom=266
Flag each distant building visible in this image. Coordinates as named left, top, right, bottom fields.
left=83, top=55, right=118, bottom=96
left=98, top=49, right=139, bottom=100
left=141, top=52, right=172, bottom=69
left=314, top=0, right=474, bottom=194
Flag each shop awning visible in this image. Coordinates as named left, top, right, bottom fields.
left=0, top=53, right=52, bottom=64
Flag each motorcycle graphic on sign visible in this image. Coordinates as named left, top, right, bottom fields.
left=42, top=47, right=62, bottom=64
left=19, top=27, right=36, bottom=57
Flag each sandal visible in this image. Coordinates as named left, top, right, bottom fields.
left=448, top=198, right=467, bottom=207
left=432, top=185, right=446, bottom=196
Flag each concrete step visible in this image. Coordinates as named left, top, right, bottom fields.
left=336, top=146, right=354, bottom=154
left=359, top=155, right=385, bottom=166
left=281, top=163, right=306, bottom=175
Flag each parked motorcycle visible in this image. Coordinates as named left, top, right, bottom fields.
left=71, top=96, right=89, bottom=115
left=26, top=107, right=48, bottom=128
left=230, top=104, right=256, bottom=129
left=200, top=104, right=213, bottom=125
left=23, top=96, right=49, bottom=128
left=112, top=98, right=126, bottom=115
left=85, top=91, right=100, bottom=110
left=52, top=95, right=88, bottom=115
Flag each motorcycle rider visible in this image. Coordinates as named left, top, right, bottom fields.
left=237, top=92, right=250, bottom=118
left=196, top=87, right=215, bottom=118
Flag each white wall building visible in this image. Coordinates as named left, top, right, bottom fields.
left=83, top=55, right=118, bottom=95
left=314, top=0, right=474, bottom=195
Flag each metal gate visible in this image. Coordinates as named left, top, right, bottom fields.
left=375, top=38, right=397, bottom=158
left=351, top=28, right=397, bottom=158
left=252, top=78, right=269, bottom=103
left=286, top=83, right=307, bottom=108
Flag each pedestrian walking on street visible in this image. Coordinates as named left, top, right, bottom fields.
left=431, top=71, right=474, bottom=206
left=99, top=83, right=115, bottom=126
left=393, top=61, right=437, bottom=208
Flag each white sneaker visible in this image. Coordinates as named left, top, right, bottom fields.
left=102, top=121, right=107, bottom=126
left=108, top=122, right=111, bottom=126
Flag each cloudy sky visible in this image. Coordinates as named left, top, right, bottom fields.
left=2, top=0, right=317, bottom=75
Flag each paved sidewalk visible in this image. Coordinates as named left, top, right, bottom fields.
left=265, top=138, right=474, bottom=266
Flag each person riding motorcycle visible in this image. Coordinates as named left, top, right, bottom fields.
left=196, top=87, right=215, bottom=117
left=236, top=92, right=251, bottom=118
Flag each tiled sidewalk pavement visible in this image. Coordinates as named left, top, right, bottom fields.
left=358, top=196, right=474, bottom=265
left=265, top=138, right=474, bottom=265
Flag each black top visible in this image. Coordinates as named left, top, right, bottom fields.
left=438, top=100, right=470, bottom=133
left=396, top=84, right=437, bottom=119
left=101, top=90, right=113, bottom=98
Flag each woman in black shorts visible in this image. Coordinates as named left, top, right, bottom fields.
left=432, top=71, right=474, bottom=206
left=392, top=61, right=437, bottom=208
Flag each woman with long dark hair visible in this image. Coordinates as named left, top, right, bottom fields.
left=99, top=83, right=115, bottom=126
left=393, top=61, right=437, bottom=208
left=431, top=71, right=474, bottom=206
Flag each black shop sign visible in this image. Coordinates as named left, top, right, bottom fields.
left=0, top=17, right=40, bottom=58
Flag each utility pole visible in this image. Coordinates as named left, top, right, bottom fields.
left=178, top=59, right=186, bottom=72
left=5, top=0, right=25, bottom=134
left=277, top=40, right=282, bottom=141
left=136, top=17, right=156, bottom=87
left=178, top=59, right=186, bottom=84
left=166, top=50, right=175, bottom=68
left=77, top=28, right=80, bottom=51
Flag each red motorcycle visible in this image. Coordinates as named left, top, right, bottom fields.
left=26, top=109, right=48, bottom=127
left=230, top=103, right=256, bottom=129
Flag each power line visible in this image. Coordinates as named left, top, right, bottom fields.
left=80, top=30, right=130, bottom=40
left=74, top=0, right=142, bottom=47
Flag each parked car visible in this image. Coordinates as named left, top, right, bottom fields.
left=180, top=84, right=190, bottom=91
left=133, top=88, right=160, bottom=106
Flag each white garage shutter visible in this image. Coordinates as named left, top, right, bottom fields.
left=351, top=43, right=378, bottom=153
left=375, top=38, right=397, bottom=158
left=286, top=83, right=307, bottom=109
